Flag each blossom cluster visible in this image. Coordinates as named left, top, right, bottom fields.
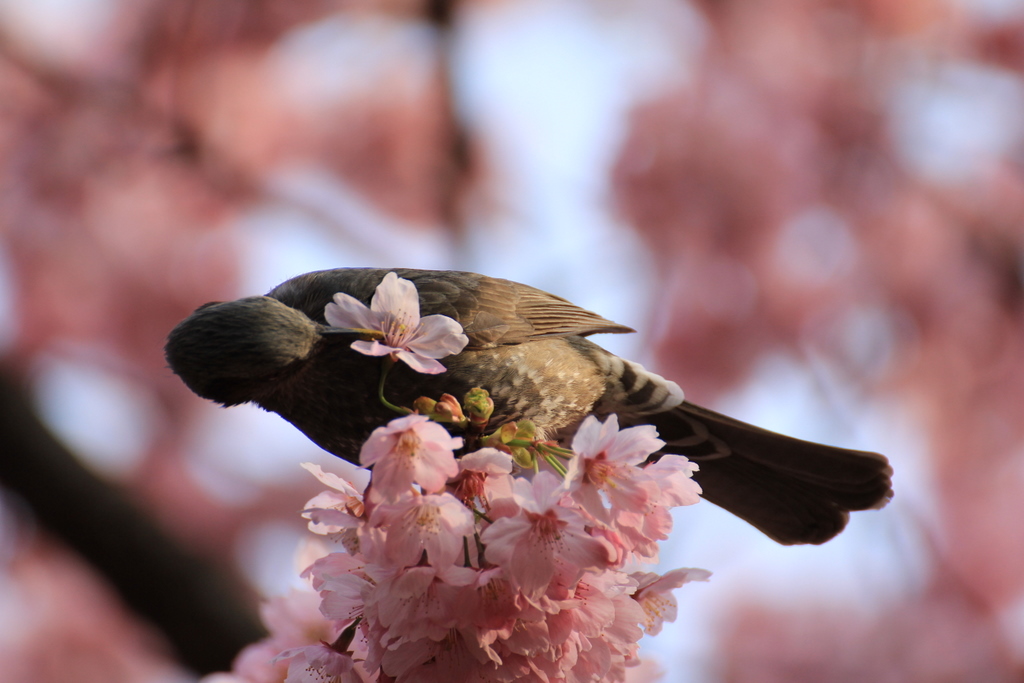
left=204, top=274, right=710, bottom=683
left=210, top=412, right=707, bottom=683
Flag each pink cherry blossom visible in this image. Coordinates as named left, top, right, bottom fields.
left=299, top=463, right=369, bottom=555
left=613, top=505, right=675, bottom=562
left=632, top=568, right=711, bottom=635
left=566, top=415, right=665, bottom=524
left=448, top=447, right=515, bottom=512
left=324, top=271, right=469, bottom=374
left=537, top=571, right=646, bottom=681
left=447, top=567, right=518, bottom=642
left=301, top=496, right=363, bottom=534
left=367, top=492, right=474, bottom=568
left=223, top=588, right=335, bottom=683
left=308, top=553, right=370, bottom=623
left=358, top=414, right=461, bottom=500
left=363, top=563, right=479, bottom=645
left=273, top=642, right=369, bottom=683
left=571, top=414, right=665, bottom=466
left=301, top=462, right=368, bottom=495
left=644, top=453, right=702, bottom=507
left=378, top=630, right=491, bottom=683
left=480, top=472, right=614, bottom=600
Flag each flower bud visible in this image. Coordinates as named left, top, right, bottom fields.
left=510, top=446, right=535, bottom=469
left=413, top=397, right=437, bottom=415
left=431, top=393, right=467, bottom=426
left=514, top=420, right=536, bottom=442
left=498, top=422, right=518, bottom=444
left=464, top=387, right=494, bottom=427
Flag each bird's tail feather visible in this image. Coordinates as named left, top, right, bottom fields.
left=645, top=402, right=893, bottom=545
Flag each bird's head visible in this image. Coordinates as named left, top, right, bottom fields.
left=165, top=296, right=324, bottom=406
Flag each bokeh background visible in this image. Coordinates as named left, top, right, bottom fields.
left=1, top=0, right=1023, bottom=681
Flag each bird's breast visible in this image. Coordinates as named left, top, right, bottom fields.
left=449, top=338, right=607, bottom=438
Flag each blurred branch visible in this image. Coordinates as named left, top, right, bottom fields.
left=425, top=0, right=471, bottom=235
left=0, top=367, right=265, bottom=674
left=426, top=0, right=457, bottom=26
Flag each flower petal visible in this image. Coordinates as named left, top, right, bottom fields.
left=350, top=339, right=401, bottom=357
left=370, top=272, right=421, bottom=323
left=395, top=350, right=447, bottom=374
left=408, top=314, right=469, bottom=358
left=571, top=414, right=614, bottom=456
left=325, top=291, right=380, bottom=330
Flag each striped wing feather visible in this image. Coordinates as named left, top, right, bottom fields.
left=268, top=268, right=635, bottom=348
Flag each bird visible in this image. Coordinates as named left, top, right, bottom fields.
left=165, top=267, right=892, bottom=545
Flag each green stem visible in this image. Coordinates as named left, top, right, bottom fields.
left=503, top=438, right=573, bottom=458
left=544, top=453, right=568, bottom=477
left=378, top=357, right=412, bottom=415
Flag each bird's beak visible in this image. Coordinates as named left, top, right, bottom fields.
left=319, top=326, right=386, bottom=341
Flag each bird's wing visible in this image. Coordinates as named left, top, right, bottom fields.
left=268, top=268, right=635, bottom=349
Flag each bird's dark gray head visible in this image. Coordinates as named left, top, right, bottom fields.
left=165, top=296, right=323, bottom=406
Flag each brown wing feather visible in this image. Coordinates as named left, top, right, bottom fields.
left=268, top=268, right=635, bottom=348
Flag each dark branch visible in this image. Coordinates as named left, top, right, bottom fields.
left=0, top=368, right=265, bottom=674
